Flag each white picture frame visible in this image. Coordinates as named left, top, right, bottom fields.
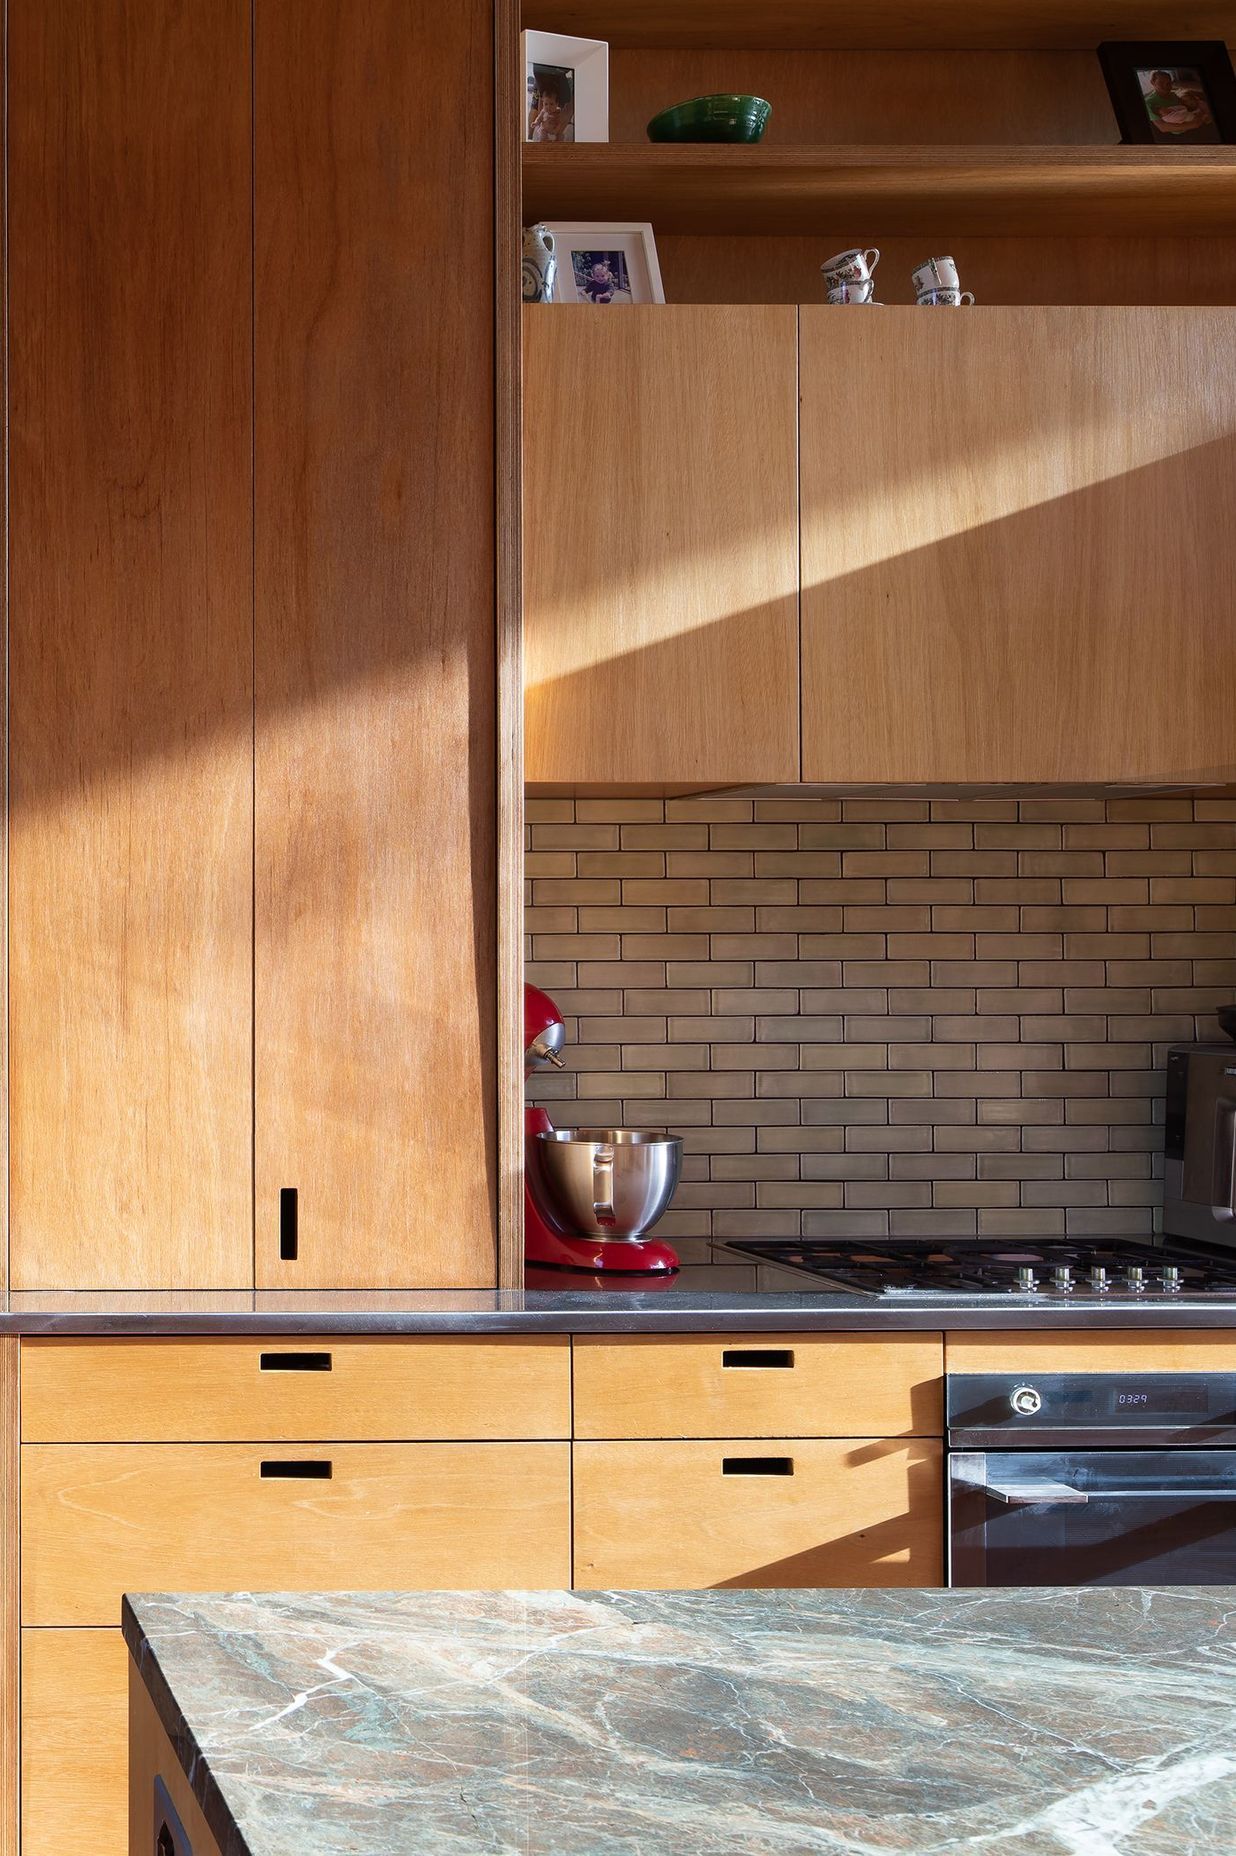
left=522, top=30, right=608, bottom=143
left=541, top=222, right=665, bottom=305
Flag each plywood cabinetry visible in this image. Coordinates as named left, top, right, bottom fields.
left=800, top=307, right=1236, bottom=785
left=22, top=1631, right=129, bottom=1856
left=8, top=0, right=253, bottom=1290
left=523, top=306, right=799, bottom=787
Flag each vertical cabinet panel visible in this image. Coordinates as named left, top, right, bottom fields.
left=8, top=0, right=253, bottom=1287
left=523, top=305, right=800, bottom=787
left=22, top=1630, right=129, bottom=1856
left=255, top=0, right=497, bottom=1287
left=800, top=306, right=1236, bottom=784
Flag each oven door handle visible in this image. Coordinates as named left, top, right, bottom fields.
left=982, top=1480, right=1236, bottom=1506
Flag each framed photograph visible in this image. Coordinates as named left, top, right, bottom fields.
left=1098, top=41, right=1236, bottom=145
left=541, top=223, right=665, bottom=305
left=521, top=30, right=608, bottom=144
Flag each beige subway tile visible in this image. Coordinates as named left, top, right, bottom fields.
left=891, top=1209, right=979, bottom=1236
left=849, top=1181, right=932, bottom=1209
left=760, top=1126, right=846, bottom=1152
left=843, top=905, right=931, bottom=931
left=976, top=823, right=1061, bottom=849
left=530, top=824, right=619, bottom=850
left=577, top=851, right=664, bottom=878
left=889, top=934, right=976, bottom=959
left=1066, top=1206, right=1154, bottom=1236
left=1151, top=823, right=1236, bottom=848
left=621, top=824, right=708, bottom=850
left=668, top=906, right=755, bottom=933
left=757, top=960, right=841, bottom=985
left=576, top=798, right=664, bottom=823
left=712, top=1042, right=798, bottom=1070
left=891, top=1099, right=978, bottom=1126
left=711, top=879, right=796, bottom=906
left=757, top=853, right=845, bottom=879
left=978, top=1098, right=1063, bottom=1125
left=1149, top=877, right=1236, bottom=902
left=758, top=906, right=844, bottom=932
left=930, top=799, right=1017, bottom=821
left=1020, top=1014, right=1105, bottom=1041
left=1196, top=799, right=1236, bottom=820
left=623, top=988, right=707, bottom=1012
left=719, top=1098, right=804, bottom=1123
left=526, top=961, right=578, bottom=991
left=714, top=934, right=798, bottom=960
left=934, top=905, right=1019, bottom=931
left=673, top=1181, right=756, bottom=1211
left=978, top=1208, right=1066, bottom=1235
left=935, top=1071, right=1020, bottom=1097
left=803, top=986, right=887, bottom=1013
left=711, top=1154, right=798, bottom=1182
left=934, top=1126, right=1020, bottom=1152
left=1196, top=905, right=1236, bottom=929
left=1194, top=960, right=1236, bottom=983
left=1021, top=905, right=1105, bottom=931
left=803, top=1209, right=890, bottom=1237
left=621, top=1041, right=706, bottom=1071
left=1064, top=933, right=1150, bottom=959
left=1107, top=850, right=1193, bottom=875
left=801, top=879, right=885, bottom=904
left=891, top=1041, right=976, bottom=1069
left=581, top=1015, right=666, bottom=1042
left=1060, top=878, right=1147, bottom=904
left=979, top=1153, right=1064, bottom=1179
left=711, top=987, right=797, bottom=1013
left=1020, top=798, right=1106, bottom=822
left=548, top=989, right=622, bottom=1015
left=1151, top=932, right=1235, bottom=958
left=1023, top=1070, right=1109, bottom=1098
left=570, top=1043, right=627, bottom=1073
left=844, top=1072, right=933, bottom=1097
left=1107, top=1180, right=1160, bottom=1207
left=1150, top=986, right=1236, bottom=1013
left=533, top=934, right=621, bottom=961
left=802, top=1041, right=886, bottom=1069
left=887, top=822, right=972, bottom=849
left=758, top=1182, right=846, bottom=1210
left=665, top=797, right=753, bottom=823
left=848, top=960, right=932, bottom=985
left=1022, top=1179, right=1107, bottom=1207
left=799, top=823, right=884, bottom=850
left=891, top=987, right=974, bottom=1012
left=525, top=906, right=579, bottom=935
left=1107, top=1014, right=1195, bottom=1041
left=621, top=878, right=709, bottom=905
left=1193, top=852, right=1236, bottom=875
left=1105, top=959, right=1191, bottom=985
left=1064, top=1041, right=1153, bottom=1069
left=935, top=1180, right=1020, bottom=1208
left=1066, top=1152, right=1150, bottom=1179
left=802, top=933, right=887, bottom=959
left=933, top=960, right=1017, bottom=984
left=974, top=879, right=1060, bottom=905
left=759, top=1014, right=842, bottom=1040
left=849, top=1124, right=930, bottom=1152
left=666, top=1071, right=752, bottom=1099
left=1109, top=905, right=1192, bottom=931
left=622, top=934, right=710, bottom=959
left=1018, top=852, right=1104, bottom=878
left=842, top=851, right=930, bottom=877
left=579, top=962, right=667, bottom=988
left=525, top=851, right=577, bottom=878
left=933, top=1014, right=1018, bottom=1041
left=1061, top=824, right=1150, bottom=849
left=801, top=1152, right=889, bottom=1180
left=760, top=1071, right=847, bottom=1097
left=802, top=1100, right=887, bottom=1129
left=714, top=1210, right=801, bottom=1238
left=978, top=988, right=1063, bottom=1013
left=932, top=851, right=1017, bottom=876
left=578, top=1070, right=664, bottom=1098
left=843, top=1014, right=931, bottom=1041
left=668, top=851, right=752, bottom=878
left=891, top=1152, right=976, bottom=1179
left=526, top=797, right=575, bottom=823
left=842, top=798, right=928, bottom=820
left=688, top=1127, right=757, bottom=1154
left=1019, top=960, right=1103, bottom=985
left=1108, top=1070, right=1165, bottom=1097
left=753, top=797, right=841, bottom=821
left=709, top=823, right=794, bottom=849
left=580, top=907, right=664, bottom=933
left=887, top=879, right=973, bottom=904
left=1107, top=797, right=1193, bottom=821
left=978, top=934, right=1063, bottom=959
left=534, top=879, right=619, bottom=906
left=669, top=961, right=754, bottom=987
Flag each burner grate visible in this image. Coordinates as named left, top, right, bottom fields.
left=727, top=1238, right=1236, bottom=1296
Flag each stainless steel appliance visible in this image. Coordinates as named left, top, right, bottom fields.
left=1164, top=1040, right=1236, bottom=1245
left=529, top=1127, right=682, bottom=1241
left=727, top=1236, right=1236, bottom=1297
left=948, top=1371, right=1236, bottom=1586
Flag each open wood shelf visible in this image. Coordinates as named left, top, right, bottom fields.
left=524, top=143, right=1236, bottom=235
left=522, top=1, right=1236, bottom=50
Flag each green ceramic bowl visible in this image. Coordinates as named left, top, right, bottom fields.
left=646, top=94, right=772, bottom=144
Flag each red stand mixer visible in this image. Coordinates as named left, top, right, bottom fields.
left=524, top=983, right=680, bottom=1275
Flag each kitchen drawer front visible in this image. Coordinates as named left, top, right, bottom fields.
left=572, top=1334, right=943, bottom=1438
left=22, top=1441, right=570, bottom=1625
left=946, top=1332, right=1236, bottom=1375
left=20, top=1335, right=571, bottom=1441
left=23, top=1627, right=129, bottom=1856
left=574, top=1438, right=943, bottom=1589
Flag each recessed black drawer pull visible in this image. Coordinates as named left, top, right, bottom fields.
left=260, top=1459, right=333, bottom=1480
left=722, top=1348, right=794, bottom=1369
left=259, top=1351, right=333, bottom=1372
left=722, top=1456, right=794, bottom=1476
left=279, top=1187, right=298, bottom=1261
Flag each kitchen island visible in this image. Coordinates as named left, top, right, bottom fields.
left=124, top=1586, right=1236, bottom=1855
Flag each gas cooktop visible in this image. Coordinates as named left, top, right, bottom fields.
left=724, top=1238, right=1236, bottom=1298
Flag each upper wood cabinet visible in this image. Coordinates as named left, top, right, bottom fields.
left=253, top=0, right=497, bottom=1289
left=8, top=0, right=253, bottom=1289
left=800, top=307, right=1236, bottom=785
left=523, top=305, right=799, bottom=787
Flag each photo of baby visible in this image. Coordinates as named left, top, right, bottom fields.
left=1137, top=66, right=1219, bottom=141
left=571, top=250, right=633, bottom=305
left=528, top=63, right=575, bottom=143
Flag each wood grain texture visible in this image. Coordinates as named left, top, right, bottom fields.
left=608, top=48, right=1117, bottom=145
left=947, top=1331, right=1236, bottom=1372
left=520, top=0, right=1236, bottom=49
left=0, top=1348, right=16, bottom=1856
left=255, top=0, right=498, bottom=1288
left=572, top=1333, right=943, bottom=1437
left=523, top=306, right=799, bottom=786
left=23, top=1629, right=129, bottom=1856
left=130, top=1665, right=224, bottom=1856
left=655, top=234, right=1236, bottom=307
left=21, top=1335, right=570, bottom=1442
left=523, top=145, right=1236, bottom=238
left=800, top=307, right=1236, bottom=784
left=8, top=0, right=253, bottom=1289
left=574, top=1438, right=943, bottom=1587
left=22, top=1442, right=571, bottom=1625
left=497, top=0, right=526, bottom=1288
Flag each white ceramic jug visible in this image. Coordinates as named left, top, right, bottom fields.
left=522, top=223, right=557, bottom=303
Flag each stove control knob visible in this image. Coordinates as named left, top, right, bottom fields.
left=1161, top=1266, right=1181, bottom=1292
left=1010, top=1384, right=1043, bottom=1418
left=1052, top=1265, right=1074, bottom=1291
left=1015, top=1265, right=1038, bottom=1291
left=1126, top=1266, right=1146, bottom=1292
left=1089, top=1265, right=1109, bottom=1291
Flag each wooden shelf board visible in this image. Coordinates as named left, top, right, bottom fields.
left=521, top=1, right=1236, bottom=50
left=524, top=143, right=1236, bottom=235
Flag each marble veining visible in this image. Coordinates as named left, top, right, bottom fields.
left=125, top=1587, right=1236, bottom=1855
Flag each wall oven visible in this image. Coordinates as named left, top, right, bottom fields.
left=948, top=1372, right=1236, bottom=1586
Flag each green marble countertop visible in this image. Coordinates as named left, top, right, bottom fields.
left=124, top=1586, right=1236, bottom=1855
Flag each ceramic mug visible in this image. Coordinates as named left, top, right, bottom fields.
left=522, top=223, right=557, bottom=303
left=916, top=287, right=975, bottom=306
left=826, top=279, right=877, bottom=304
left=821, top=246, right=880, bottom=287
left=912, top=255, right=960, bottom=294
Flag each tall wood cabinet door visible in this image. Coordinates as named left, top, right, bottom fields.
left=801, top=307, right=1236, bottom=785
left=524, top=306, right=800, bottom=787
left=254, top=0, right=497, bottom=1288
left=22, top=1630, right=129, bottom=1856
left=8, top=0, right=253, bottom=1288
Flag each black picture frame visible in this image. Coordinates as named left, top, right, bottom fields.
left=1098, top=41, right=1236, bottom=145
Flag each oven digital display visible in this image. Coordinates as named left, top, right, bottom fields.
left=1110, top=1386, right=1210, bottom=1416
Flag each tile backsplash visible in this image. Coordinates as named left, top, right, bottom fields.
left=525, top=792, right=1236, bottom=1255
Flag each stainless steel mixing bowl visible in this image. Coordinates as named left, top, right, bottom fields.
left=528, top=1127, right=682, bottom=1240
